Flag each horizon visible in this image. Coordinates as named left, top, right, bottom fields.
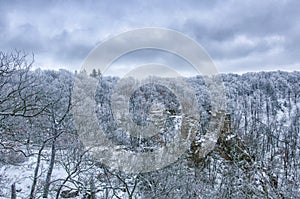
left=33, top=66, right=300, bottom=77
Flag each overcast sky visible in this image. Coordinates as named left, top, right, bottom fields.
left=0, top=0, right=299, bottom=75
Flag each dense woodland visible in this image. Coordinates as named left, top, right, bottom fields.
left=0, top=51, right=299, bottom=198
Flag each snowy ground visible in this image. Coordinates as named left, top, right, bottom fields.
left=0, top=154, right=67, bottom=199
left=0, top=149, right=129, bottom=199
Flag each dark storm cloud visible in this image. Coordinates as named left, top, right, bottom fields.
left=0, top=0, right=299, bottom=73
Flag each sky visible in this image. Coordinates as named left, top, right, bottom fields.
left=0, top=0, right=300, bottom=75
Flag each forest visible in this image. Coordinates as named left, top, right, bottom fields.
left=0, top=51, right=299, bottom=198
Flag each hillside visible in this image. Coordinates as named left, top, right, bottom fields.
left=1, top=64, right=299, bottom=198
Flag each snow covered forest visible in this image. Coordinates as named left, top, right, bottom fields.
left=1, top=51, right=300, bottom=198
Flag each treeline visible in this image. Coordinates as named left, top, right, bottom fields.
left=0, top=51, right=299, bottom=198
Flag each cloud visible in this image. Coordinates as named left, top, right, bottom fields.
left=179, top=0, right=300, bottom=73
left=106, top=49, right=197, bottom=77
left=0, top=0, right=299, bottom=74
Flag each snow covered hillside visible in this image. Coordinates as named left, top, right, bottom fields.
left=1, top=58, right=299, bottom=199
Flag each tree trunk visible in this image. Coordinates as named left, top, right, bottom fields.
left=11, top=183, right=16, bottom=199
left=42, top=137, right=57, bottom=198
left=90, top=176, right=96, bottom=199
left=29, top=144, right=45, bottom=199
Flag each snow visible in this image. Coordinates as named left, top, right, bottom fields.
left=0, top=151, right=68, bottom=199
